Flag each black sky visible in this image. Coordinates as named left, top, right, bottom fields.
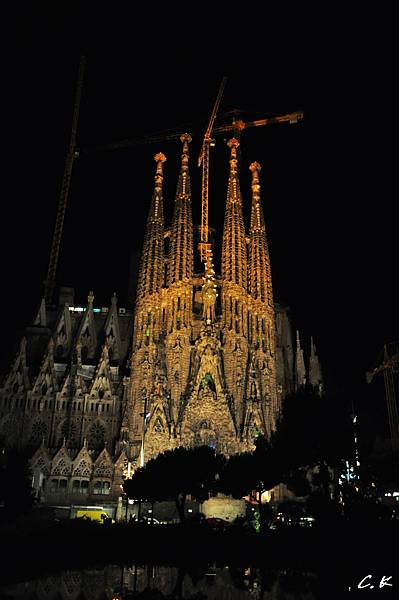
left=2, top=8, right=398, bottom=408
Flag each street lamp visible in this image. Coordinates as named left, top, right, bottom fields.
left=139, top=390, right=151, bottom=467
left=121, top=461, right=132, bottom=521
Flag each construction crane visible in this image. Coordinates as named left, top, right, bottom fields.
left=78, top=86, right=303, bottom=270
left=82, top=110, right=304, bottom=155
left=197, top=76, right=227, bottom=264
left=80, top=107, right=303, bottom=270
left=44, top=56, right=86, bottom=306
left=366, top=342, right=399, bottom=452
left=213, top=110, right=303, bottom=134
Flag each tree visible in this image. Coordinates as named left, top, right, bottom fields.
left=0, top=445, right=35, bottom=520
left=218, top=452, right=257, bottom=499
left=219, top=439, right=280, bottom=532
left=271, top=385, right=354, bottom=499
left=124, top=445, right=225, bottom=522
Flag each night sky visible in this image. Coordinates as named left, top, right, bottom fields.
left=3, top=8, right=397, bottom=436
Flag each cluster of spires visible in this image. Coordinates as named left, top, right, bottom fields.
left=136, top=133, right=273, bottom=308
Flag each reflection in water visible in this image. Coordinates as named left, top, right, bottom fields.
left=0, top=563, right=318, bottom=599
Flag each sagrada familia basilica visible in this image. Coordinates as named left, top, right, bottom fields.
left=0, top=133, right=322, bottom=511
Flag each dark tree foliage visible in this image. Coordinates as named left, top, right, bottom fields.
left=270, top=385, right=354, bottom=496
left=219, top=386, right=355, bottom=527
left=272, top=386, right=352, bottom=469
left=124, top=445, right=225, bottom=522
left=218, top=439, right=280, bottom=532
left=0, top=445, right=35, bottom=520
left=218, top=452, right=257, bottom=499
left=125, top=387, right=355, bottom=528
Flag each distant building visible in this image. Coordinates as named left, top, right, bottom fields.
left=0, top=134, right=322, bottom=512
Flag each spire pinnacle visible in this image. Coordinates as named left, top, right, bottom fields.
left=295, top=330, right=306, bottom=389
left=180, top=132, right=192, bottom=157
left=154, top=152, right=166, bottom=191
left=136, top=153, right=166, bottom=299
left=75, top=340, right=82, bottom=367
left=178, top=133, right=191, bottom=197
left=249, top=161, right=264, bottom=231
left=20, top=336, right=27, bottom=353
left=227, top=138, right=240, bottom=189
left=167, top=135, right=194, bottom=286
left=309, top=336, right=323, bottom=389
left=227, top=137, right=240, bottom=157
left=248, top=161, right=273, bottom=304
left=222, top=138, right=247, bottom=288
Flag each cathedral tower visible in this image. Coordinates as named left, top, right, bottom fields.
left=0, top=126, right=319, bottom=508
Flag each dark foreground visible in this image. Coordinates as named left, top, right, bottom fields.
left=0, top=518, right=398, bottom=597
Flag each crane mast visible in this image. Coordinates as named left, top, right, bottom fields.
left=198, top=76, right=227, bottom=264
left=366, top=342, right=399, bottom=452
left=44, top=56, right=86, bottom=306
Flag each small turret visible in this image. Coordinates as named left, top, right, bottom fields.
left=221, top=138, right=247, bottom=290
left=295, top=330, right=306, bottom=389
left=167, top=133, right=193, bottom=286
left=136, top=153, right=166, bottom=300
left=248, top=161, right=273, bottom=306
left=309, top=336, right=323, bottom=390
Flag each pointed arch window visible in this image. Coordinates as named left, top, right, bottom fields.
left=72, top=479, right=89, bottom=494
left=81, top=346, right=89, bottom=363
left=108, top=347, right=114, bottom=363
left=153, top=416, right=165, bottom=433
left=88, top=421, right=106, bottom=450
left=49, top=478, right=68, bottom=493
left=200, top=373, right=216, bottom=393
left=93, top=480, right=111, bottom=495
left=29, top=421, right=47, bottom=446
left=53, top=458, right=71, bottom=476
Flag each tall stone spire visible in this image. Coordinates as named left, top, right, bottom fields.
left=309, top=336, right=323, bottom=388
left=167, top=134, right=193, bottom=285
left=136, top=153, right=166, bottom=300
left=221, top=138, right=247, bottom=290
left=295, top=330, right=306, bottom=389
left=248, top=161, right=273, bottom=306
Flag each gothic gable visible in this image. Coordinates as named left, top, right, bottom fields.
left=33, top=298, right=47, bottom=327
left=89, top=344, right=113, bottom=399
left=73, top=445, right=93, bottom=477
left=51, top=446, right=72, bottom=476
left=104, top=294, right=122, bottom=361
left=76, top=292, right=97, bottom=359
left=54, top=303, right=72, bottom=358
left=93, top=448, right=114, bottom=478
left=2, top=337, right=30, bottom=396
left=32, top=338, right=58, bottom=396
left=31, top=446, right=51, bottom=476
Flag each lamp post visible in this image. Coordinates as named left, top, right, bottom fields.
left=125, top=493, right=129, bottom=521
left=122, top=461, right=132, bottom=522
left=137, top=390, right=150, bottom=522
left=140, top=390, right=150, bottom=467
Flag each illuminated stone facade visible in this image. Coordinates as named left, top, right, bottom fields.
left=128, top=135, right=286, bottom=462
left=0, top=134, right=322, bottom=506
